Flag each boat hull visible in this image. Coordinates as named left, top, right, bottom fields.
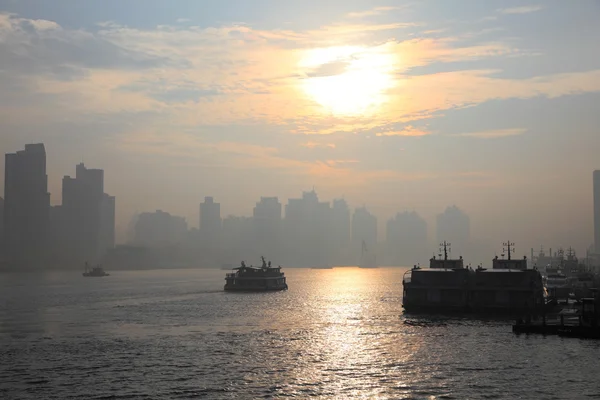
left=224, top=284, right=288, bottom=292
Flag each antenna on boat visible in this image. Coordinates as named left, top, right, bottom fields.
left=440, top=241, right=451, bottom=260
left=503, top=240, right=515, bottom=261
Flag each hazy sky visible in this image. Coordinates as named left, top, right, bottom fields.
left=1, top=0, right=599, bottom=254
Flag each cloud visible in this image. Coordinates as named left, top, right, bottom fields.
left=498, top=5, right=543, bottom=15
left=346, top=6, right=401, bottom=19
left=454, top=128, right=527, bottom=139
left=302, top=142, right=336, bottom=149
left=376, top=126, right=431, bottom=137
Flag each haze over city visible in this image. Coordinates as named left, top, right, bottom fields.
left=1, top=0, right=600, bottom=260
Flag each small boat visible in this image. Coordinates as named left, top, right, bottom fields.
left=224, top=256, right=288, bottom=292
left=83, top=262, right=110, bottom=277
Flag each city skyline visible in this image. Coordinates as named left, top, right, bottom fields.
left=1, top=1, right=599, bottom=259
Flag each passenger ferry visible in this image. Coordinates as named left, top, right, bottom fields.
left=224, top=256, right=288, bottom=292
left=403, top=241, right=545, bottom=315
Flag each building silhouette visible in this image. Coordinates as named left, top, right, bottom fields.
left=253, top=197, right=282, bottom=260
left=200, top=196, right=221, bottom=242
left=3, top=144, right=50, bottom=269
left=437, top=205, right=470, bottom=257
left=331, top=198, right=351, bottom=265
left=284, top=190, right=331, bottom=266
left=386, top=211, right=428, bottom=266
left=351, top=206, right=377, bottom=265
left=222, top=215, right=254, bottom=264
left=134, top=210, right=187, bottom=247
left=594, top=170, right=600, bottom=253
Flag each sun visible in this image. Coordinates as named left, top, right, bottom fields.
left=299, top=45, right=396, bottom=116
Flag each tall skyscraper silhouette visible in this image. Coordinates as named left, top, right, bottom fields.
left=0, top=196, right=4, bottom=260
left=3, top=144, right=50, bottom=268
left=200, top=196, right=221, bottom=243
left=284, top=190, right=331, bottom=266
left=61, top=163, right=114, bottom=266
left=437, top=205, right=470, bottom=257
left=331, top=198, right=351, bottom=264
left=594, top=170, right=600, bottom=253
left=386, top=211, right=428, bottom=266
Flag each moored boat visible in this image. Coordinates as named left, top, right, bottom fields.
left=83, top=262, right=109, bottom=277
left=224, top=256, right=288, bottom=292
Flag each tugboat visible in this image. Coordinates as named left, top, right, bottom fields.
left=224, top=256, right=288, bottom=292
left=83, top=262, right=110, bottom=277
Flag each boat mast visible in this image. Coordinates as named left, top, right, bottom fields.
left=503, top=240, right=515, bottom=261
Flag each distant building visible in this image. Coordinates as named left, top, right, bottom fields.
left=351, top=206, right=377, bottom=264
left=284, top=190, right=331, bottom=266
left=60, top=163, right=114, bottom=266
left=437, top=205, right=470, bottom=257
left=594, top=170, right=600, bottom=254
left=200, top=196, right=221, bottom=244
left=253, top=197, right=282, bottom=260
left=331, top=198, right=351, bottom=265
left=3, top=144, right=51, bottom=268
left=134, top=210, right=187, bottom=247
left=386, top=211, right=428, bottom=266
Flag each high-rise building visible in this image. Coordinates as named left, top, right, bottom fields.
left=3, top=144, right=50, bottom=268
left=134, top=210, right=187, bottom=247
left=61, top=163, right=114, bottom=266
left=594, top=170, right=600, bottom=253
left=436, top=205, right=470, bottom=257
left=200, top=196, right=221, bottom=244
left=351, top=206, right=377, bottom=264
left=386, top=211, right=428, bottom=266
left=284, top=190, right=331, bottom=266
left=222, top=215, right=254, bottom=263
left=331, top=198, right=351, bottom=264
left=253, top=197, right=282, bottom=259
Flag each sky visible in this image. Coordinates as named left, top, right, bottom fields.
left=1, top=0, right=599, bottom=254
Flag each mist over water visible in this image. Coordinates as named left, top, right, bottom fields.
left=2, top=268, right=600, bottom=399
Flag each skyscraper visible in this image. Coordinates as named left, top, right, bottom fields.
left=3, top=144, right=50, bottom=268
left=386, top=211, right=428, bottom=266
left=134, top=210, right=187, bottom=247
left=331, top=198, right=351, bottom=264
left=61, top=163, right=114, bottom=266
left=437, top=205, right=470, bottom=257
left=594, top=170, right=600, bottom=253
left=200, top=196, right=221, bottom=245
left=0, top=196, right=4, bottom=260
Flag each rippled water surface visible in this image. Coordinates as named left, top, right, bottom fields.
left=1, top=267, right=600, bottom=399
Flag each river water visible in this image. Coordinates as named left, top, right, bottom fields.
left=1, top=267, right=599, bottom=399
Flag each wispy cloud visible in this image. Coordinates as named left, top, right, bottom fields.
left=302, top=141, right=336, bottom=149
left=454, top=128, right=527, bottom=139
left=376, top=126, right=431, bottom=137
left=498, top=5, right=543, bottom=15
left=347, top=6, right=401, bottom=19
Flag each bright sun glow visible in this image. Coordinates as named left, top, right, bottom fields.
left=300, top=45, right=397, bottom=116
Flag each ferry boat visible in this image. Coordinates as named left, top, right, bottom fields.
left=83, top=262, right=109, bottom=277
left=403, top=241, right=545, bottom=315
left=402, top=241, right=469, bottom=312
left=224, top=256, right=288, bottom=292
left=359, top=240, right=377, bottom=269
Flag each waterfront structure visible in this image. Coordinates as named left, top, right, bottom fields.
left=3, top=144, right=50, bottom=268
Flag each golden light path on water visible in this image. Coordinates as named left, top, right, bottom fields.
left=299, top=45, right=397, bottom=116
